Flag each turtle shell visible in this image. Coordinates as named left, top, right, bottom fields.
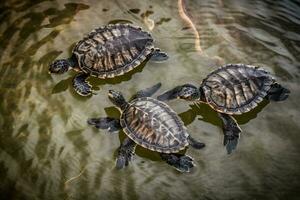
left=72, top=24, right=155, bottom=78
left=201, top=64, right=275, bottom=115
left=120, top=97, right=189, bottom=153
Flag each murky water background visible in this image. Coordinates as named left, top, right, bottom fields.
left=0, top=0, right=300, bottom=199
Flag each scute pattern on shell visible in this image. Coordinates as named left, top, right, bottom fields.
left=73, top=24, right=155, bottom=78
left=120, top=97, right=189, bottom=153
left=201, top=64, right=275, bottom=115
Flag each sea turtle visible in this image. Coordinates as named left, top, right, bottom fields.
left=157, top=64, right=290, bottom=153
left=87, top=83, right=205, bottom=172
left=49, top=24, right=168, bottom=96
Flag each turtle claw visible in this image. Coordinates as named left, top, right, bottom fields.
left=116, top=157, right=127, bottom=169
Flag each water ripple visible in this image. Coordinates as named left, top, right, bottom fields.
left=0, top=0, right=300, bottom=199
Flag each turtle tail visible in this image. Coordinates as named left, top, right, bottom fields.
left=267, top=83, right=290, bottom=101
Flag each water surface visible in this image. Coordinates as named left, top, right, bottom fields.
left=0, top=0, right=300, bottom=199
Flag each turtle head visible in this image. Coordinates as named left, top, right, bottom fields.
left=157, top=84, right=201, bottom=101
left=49, top=59, right=71, bottom=74
left=108, top=90, right=127, bottom=109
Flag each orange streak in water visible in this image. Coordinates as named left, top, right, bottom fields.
left=64, top=167, right=86, bottom=190
left=178, top=0, right=203, bottom=54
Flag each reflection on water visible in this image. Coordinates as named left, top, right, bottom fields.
left=0, top=0, right=300, bottom=199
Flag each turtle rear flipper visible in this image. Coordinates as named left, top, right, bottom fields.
left=160, top=153, right=195, bottom=173
left=187, top=135, right=205, bottom=149
left=116, top=137, right=137, bottom=169
left=73, top=73, right=92, bottom=96
left=223, top=134, right=240, bottom=154
left=267, top=83, right=290, bottom=101
left=218, top=113, right=241, bottom=154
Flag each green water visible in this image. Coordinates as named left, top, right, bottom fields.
left=0, top=0, right=300, bottom=199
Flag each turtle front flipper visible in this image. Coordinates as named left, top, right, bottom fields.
left=130, top=82, right=162, bottom=100
left=149, top=48, right=169, bottom=62
left=187, top=135, right=205, bottom=149
left=266, top=83, right=290, bottom=101
left=116, top=137, right=137, bottom=169
left=73, top=73, right=92, bottom=96
left=160, top=153, right=195, bottom=173
left=87, top=117, right=121, bottom=133
left=218, top=113, right=242, bottom=154
left=157, top=84, right=200, bottom=101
